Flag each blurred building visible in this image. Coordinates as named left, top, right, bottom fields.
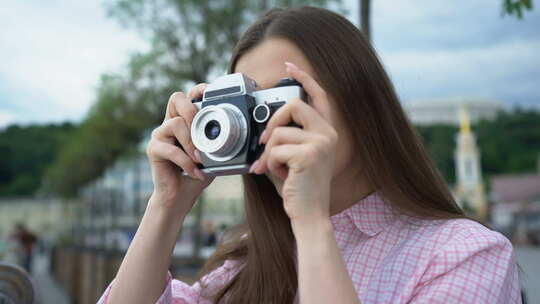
left=77, top=134, right=244, bottom=255
left=453, top=106, right=487, bottom=221
left=0, top=197, right=76, bottom=264
left=490, top=160, right=540, bottom=245
left=0, top=197, right=75, bottom=242
left=405, top=97, right=503, bottom=126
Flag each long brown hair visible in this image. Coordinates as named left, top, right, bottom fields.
left=196, top=6, right=472, bottom=303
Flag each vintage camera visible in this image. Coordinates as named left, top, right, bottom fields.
left=189, top=73, right=305, bottom=176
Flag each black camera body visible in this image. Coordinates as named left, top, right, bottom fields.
left=190, top=73, right=305, bottom=176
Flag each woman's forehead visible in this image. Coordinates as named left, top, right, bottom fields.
left=234, top=38, right=315, bottom=90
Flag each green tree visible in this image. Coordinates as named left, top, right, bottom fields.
left=476, top=109, right=540, bottom=176
left=114, top=0, right=344, bottom=258
left=105, top=0, right=336, bottom=83
left=416, top=124, right=458, bottom=184
left=503, top=0, right=534, bottom=18
left=46, top=0, right=340, bottom=198
left=0, top=123, right=75, bottom=197
left=44, top=74, right=159, bottom=196
left=416, top=108, right=540, bottom=186
left=45, top=0, right=341, bottom=258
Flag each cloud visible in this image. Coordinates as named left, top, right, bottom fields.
left=0, top=0, right=538, bottom=128
left=0, top=112, right=16, bottom=128
left=359, top=0, right=540, bottom=107
left=372, top=0, right=540, bottom=51
left=382, top=39, right=540, bottom=104
left=0, top=0, right=148, bottom=127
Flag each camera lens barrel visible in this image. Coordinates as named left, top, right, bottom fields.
left=191, top=104, right=248, bottom=162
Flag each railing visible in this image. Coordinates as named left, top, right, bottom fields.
left=51, top=246, right=204, bottom=304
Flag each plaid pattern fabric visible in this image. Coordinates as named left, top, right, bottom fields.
left=98, top=192, right=522, bottom=303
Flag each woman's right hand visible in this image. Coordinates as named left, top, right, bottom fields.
left=146, top=84, right=214, bottom=217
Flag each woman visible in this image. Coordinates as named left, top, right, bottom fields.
left=99, top=6, right=521, bottom=304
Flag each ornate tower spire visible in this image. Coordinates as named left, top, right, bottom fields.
left=459, top=104, right=471, bottom=135
left=454, top=105, right=487, bottom=220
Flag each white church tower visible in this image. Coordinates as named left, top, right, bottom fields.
left=454, top=105, right=487, bottom=220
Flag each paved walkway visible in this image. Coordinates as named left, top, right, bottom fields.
left=515, top=246, right=540, bottom=304
left=32, top=253, right=71, bottom=304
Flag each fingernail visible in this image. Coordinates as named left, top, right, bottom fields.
left=194, top=149, right=202, bottom=163
left=284, top=62, right=298, bottom=70
left=284, top=63, right=292, bottom=72
left=259, top=130, right=267, bottom=144
left=194, top=168, right=205, bottom=181
left=249, top=160, right=260, bottom=174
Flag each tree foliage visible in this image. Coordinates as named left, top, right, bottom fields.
left=36, top=0, right=537, bottom=197
left=502, top=0, right=534, bottom=18
left=105, top=0, right=337, bottom=83
left=417, top=108, right=540, bottom=186
left=0, top=123, right=75, bottom=196
left=416, top=124, right=458, bottom=184
left=44, top=0, right=339, bottom=197
left=44, top=74, right=161, bottom=196
left=475, top=108, right=540, bottom=176
left=3, top=107, right=537, bottom=197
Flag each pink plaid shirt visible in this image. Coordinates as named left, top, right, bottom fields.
left=98, top=192, right=522, bottom=303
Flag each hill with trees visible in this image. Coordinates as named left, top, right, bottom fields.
left=1, top=108, right=538, bottom=197
left=417, top=108, right=540, bottom=186
left=0, top=123, right=75, bottom=196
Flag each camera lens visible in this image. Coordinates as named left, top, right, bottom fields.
left=205, top=120, right=221, bottom=140
left=191, top=104, right=248, bottom=162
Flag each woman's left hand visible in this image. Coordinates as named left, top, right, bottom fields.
left=250, top=62, right=338, bottom=226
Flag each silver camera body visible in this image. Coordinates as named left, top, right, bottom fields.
left=190, top=73, right=305, bottom=176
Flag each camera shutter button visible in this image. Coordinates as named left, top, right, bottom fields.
left=253, top=104, right=271, bottom=123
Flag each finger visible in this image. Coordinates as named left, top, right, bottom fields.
left=284, top=62, right=326, bottom=101
left=181, top=83, right=206, bottom=127
left=265, top=126, right=307, bottom=147
left=255, top=127, right=310, bottom=173
left=165, top=91, right=199, bottom=128
left=153, top=117, right=198, bottom=162
left=187, top=83, right=207, bottom=100
left=147, top=140, right=202, bottom=180
left=165, top=116, right=198, bottom=162
left=266, top=144, right=303, bottom=180
left=262, top=99, right=327, bottom=144
left=165, top=92, right=185, bottom=121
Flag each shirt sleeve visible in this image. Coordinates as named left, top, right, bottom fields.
left=96, top=259, right=240, bottom=304
left=408, top=224, right=522, bottom=304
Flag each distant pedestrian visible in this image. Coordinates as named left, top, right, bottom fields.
left=202, top=221, right=217, bottom=247
left=11, top=223, right=37, bottom=274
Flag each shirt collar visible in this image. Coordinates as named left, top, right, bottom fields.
left=330, top=191, right=395, bottom=237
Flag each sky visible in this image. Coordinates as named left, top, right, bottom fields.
left=0, top=0, right=539, bottom=128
